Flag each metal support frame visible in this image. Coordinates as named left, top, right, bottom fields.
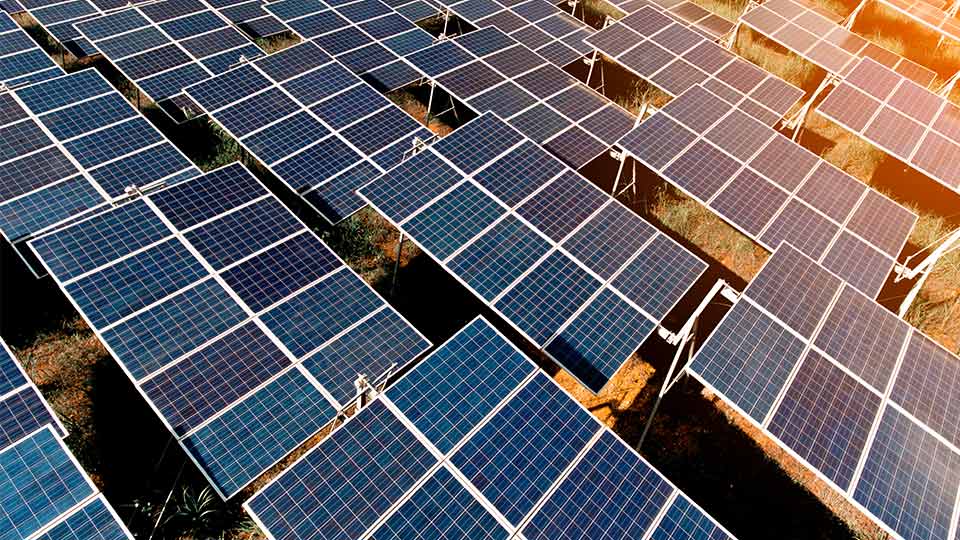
left=939, top=69, right=960, bottom=97
left=843, top=0, right=868, bottom=29
left=638, top=279, right=738, bottom=449
left=784, top=72, right=837, bottom=140
left=893, top=226, right=960, bottom=317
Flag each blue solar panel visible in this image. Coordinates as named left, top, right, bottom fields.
left=222, top=233, right=341, bottom=312
left=563, top=202, right=657, bottom=280
left=0, top=427, right=93, bottom=540
left=30, top=200, right=170, bottom=282
left=39, top=94, right=136, bottom=140
left=767, top=350, right=880, bottom=490
left=185, top=65, right=271, bottom=112
left=101, top=279, right=247, bottom=380
left=0, top=388, right=60, bottom=451
left=473, top=141, right=566, bottom=207
left=688, top=299, right=806, bottom=422
left=0, top=344, right=26, bottom=396
left=34, top=497, right=130, bottom=540
left=451, top=373, right=597, bottom=525
left=260, top=268, right=381, bottom=358
left=494, top=250, right=601, bottom=345
left=242, top=112, right=329, bottom=164
left=0, top=147, right=78, bottom=202
left=257, top=41, right=331, bottom=82
left=516, top=170, right=608, bottom=242
left=0, top=179, right=102, bottom=244
left=272, top=136, right=363, bottom=192
left=523, top=431, right=673, bottom=540
left=359, top=149, right=462, bottom=223
left=149, top=164, right=266, bottom=230
left=545, top=289, right=655, bottom=392
left=650, top=495, right=731, bottom=540
left=88, top=144, right=196, bottom=198
left=183, top=368, right=336, bottom=497
left=432, top=113, right=525, bottom=174
left=341, top=106, right=420, bottom=154
left=610, top=234, right=707, bottom=320
left=372, top=467, right=509, bottom=539
left=890, top=331, right=960, bottom=449
left=303, top=160, right=381, bottom=223
left=403, top=181, right=505, bottom=260
left=215, top=88, right=301, bottom=137
left=853, top=406, right=960, bottom=540
left=141, top=322, right=290, bottom=436
left=311, top=84, right=388, bottom=130
left=245, top=399, right=436, bottom=540
left=282, top=62, right=357, bottom=106
left=406, top=40, right=474, bottom=76
left=66, top=239, right=207, bottom=328
left=389, top=317, right=533, bottom=452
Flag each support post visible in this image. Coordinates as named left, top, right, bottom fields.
left=843, top=0, right=867, bottom=29
left=611, top=149, right=627, bottom=195
left=939, top=69, right=960, bottom=97
left=390, top=231, right=404, bottom=297
left=586, top=49, right=600, bottom=90
left=894, top=226, right=960, bottom=317
left=787, top=73, right=835, bottom=140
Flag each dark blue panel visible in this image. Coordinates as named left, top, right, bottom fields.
left=0, top=388, right=59, bottom=451
left=744, top=244, right=842, bottom=338
left=0, top=120, right=51, bottom=163
left=181, top=27, right=248, bottom=59
left=256, top=41, right=331, bottom=82
left=260, top=268, right=381, bottom=358
left=359, top=12, right=413, bottom=38
left=242, top=111, right=329, bottom=164
left=404, top=181, right=505, bottom=260
left=468, top=81, right=539, bottom=119
left=0, top=344, right=26, bottom=396
left=101, top=279, right=247, bottom=380
left=359, top=149, right=462, bottom=223
left=455, top=26, right=515, bottom=56
left=76, top=8, right=148, bottom=39
left=140, top=321, right=290, bottom=436
left=94, top=27, right=169, bottom=60
left=433, top=113, right=525, bottom=174
left=341, top=106, right=420, bottom=154
left=185, top=64, right=271, bottom=112
left=517, top=170, right=607, bottom=242
left=406, top=40, right=474, bottom=76
left=183, top=368, right=337, bottom=497
left=150, top=163, right=267, bottom=230
left=452, top=373, right=597, bottom=525
left=184, top=198, right=303, bottom=270
left=523, top=431, right=672, bottom=540
left=216, top=88, right=300, bottom=137
left=494, top=250, right=601, bottom=345
left=688, top=299, right=806, bottom=422
left=617, top=114, right=696, bottom=170
left=159, top=10, right=224, bottom=39
left=138, top=63, right=210, bottom=101
left=310, top=84, right=388, bottom=129
left=473, top=141, right=564, bottom=207
left=335, top=0, right=391, bottom=22
left=373, top=467, right=509, bottom=539
left=303, top=160, right=381, bottom=223
left=0, top=32, right=37, bottom=58
left=0, top=177, right=103, bottom=243
left=15, top=70, right=109, bottom=114
left=264, top=0, right=325, bottom=20
left=88, top=144, right=194, bottom=197
left=382, top=27, right=434, bottom=55
left=272, top=135, right=363, bottom=192
left=286, top=9, right=347, bottom=38
left=116, top=44, right=192, bottom=80
left=508, top=103, right=571, bottom=143
left=0, top=50, right=59, bottom=85
left=563, top=202, right=656, bottom=280
left=222, top=232, right=342, bottom=312
left=0, top=93, right=27, bottom=126
left=610, top=234, right=706, bottom=320
left=313, top=25, right=372, bottom=55
left=0, top=146, right=78, bottom=201
left=543, top=125, right=608, bottom=169
left=245, top=400, right=435, bottom=540
left=388, top=317, right=533, bottom=452
left=302, top=307, right=428, bottom=405
left=34, top=497, right=130, bottom=540
left=768, top=350, right=881, bottom=490
left=814, top=284, right=908, bottom=392
left=67, top=239, right=207, bottom=328
left=363, top=59, right=421, bottom=92
left=369, top=127, right=430, bottom=169
left=545, top=289, right=655, bottom=392
left=30, top=200, right=169, bottom=282
left=282, top=62, right=357, bottom=106
left=853, top=406, right=960, bottom=540
left=201, top=45, right=262, bottom=76
left=891, top=331, right=960, bottom=448
left=39, top=93, right=135, bottom=140
left=447, top=215, right=551, bottom=301
left=65, top=119, right=163, bottom=168
left=649, top=495, right=731, bottom=540
left=0, top=428, right=93, bottom=540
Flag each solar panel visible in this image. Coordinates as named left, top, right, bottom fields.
left=586, top=6, right=804, bottom=127
left=687, top=243, right=960, bottom=540
left=740, top=0, right=935, bottom=86
left=34, top=495, right=131, bottom=540
left=246, top=317, right=737, bottom=540
left=184, top=41, right=429, bottom=224
left=360, top=112, right=706, bottom=393
left=867, top=0, right=960, bottom=48
left=30, top=163, right=430, bottom=499
left=0, top=69, right=197, bottom=277
left=0, top=11, right=62, bottom=85
left=75, top=0, right=264, bottom=114
left=207, top=0, right=290, bottom=39
left=817, top=56, right=960, bottom=194
left=617, top=82, right=917, bottom=298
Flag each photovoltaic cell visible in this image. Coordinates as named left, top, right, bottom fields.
left=35, top=497, right=130, bottom=540
left=610, top=234, right=707, bottom=320
left=404, top=181, right=505, bottom=260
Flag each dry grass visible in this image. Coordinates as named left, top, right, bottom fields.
left=691, top=0, right=749, bottom=21
left=580, top=0, right=626, bottom=23
left=255, top=32, right=300, bottom=54
left=903, top=214, right=960, bottom=352
left=734, top=28, right=824, bottom=91
left=615, top=78, right=673, bottom=114
left=388, top=90, right=456, bottom=136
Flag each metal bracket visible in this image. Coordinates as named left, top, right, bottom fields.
left=893, top=226, right=960, bottom=317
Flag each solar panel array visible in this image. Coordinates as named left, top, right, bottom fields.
left=740, top=0, right=936, bottom=86
left=606, top=0, right=736, bottom=39
left=246, top=316, right=737, bottom=540
left=816, top=56, right=960, bottom=193
left=74, top=0, right=264, bottom=113
left=15, top=0, right=108, bottom=57
left=183, top=41, right=432, bottom=224
left=870, top=0, right=960, bottom=44
left=617, top=83, right=917, bottom=298
left=0, top=11, right=63, bottom=86
left=434, top=0, right=596, bottom=68
left=29, top=163, right=431, bottom=499
left=401, top=27, right=638, bottom=168
left=0, top=338, right=133, bottom=540
left=0, top=69, right=198, bottom=268
left=586, top=5, right=805, bottom=127
left=204, top=0, right=290, bottom=39
left=360, top=112, right=706, bottom=393
left=688, top=243, right=960, bottom=540
left=264, top=0, right=437, bottom=90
